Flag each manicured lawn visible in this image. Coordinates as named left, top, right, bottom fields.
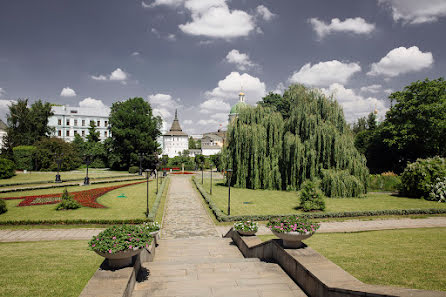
left=0, top=169, right=137, bottom=185
left=259, top=228, right=446, bottom=291
left=0, top=240, right=102, bottom=297
left=0, top=179, right=163, bottom=222
left=200, top=178, right=446, bottom=216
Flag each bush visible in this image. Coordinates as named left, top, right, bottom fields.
left=368, top=174, right=401, bottom=192
left=13, top=146, right=36, bottom=170
left=400, top=157, right=446, bottom=199
left=320, top=169, right=365, bottom=198
left=429, top=177, right=446, bottom=202
left=34, top=137, right=82, bottom=171
left=128, top=166, right=139, bottom=174
left=0, top=158, right=15, bottom=179
left=299, top=181, right=326, bottom=212
left=0, top=199, right=7, bottom=215
left=55, top=188, right=81, bottom=210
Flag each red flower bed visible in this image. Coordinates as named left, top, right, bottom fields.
left=171, top=171, right=195, bottom=175
left=0, top=180, right=148, bottom=208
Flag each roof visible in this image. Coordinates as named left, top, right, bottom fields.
left=52, top=105, right=110, bottom=118
left=164, top=109, right=188, bottom=136
left=230, top=101, right=248, bottom=115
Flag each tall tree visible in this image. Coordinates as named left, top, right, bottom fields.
left=108, top=97, right=161, bottom=170
left=188, top=136, right=196, bottom=149
left=87, top=122, right=100, bottom=143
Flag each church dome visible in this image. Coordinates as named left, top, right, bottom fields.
left=230, top=101, right=247, bottom=115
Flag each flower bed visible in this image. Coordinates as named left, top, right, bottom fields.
left=0, top=181, right=147, bottom=208
left=266, top=215, right=320, bottom=234
left=234, top=220, right=258, bottom=232
left=171, top=171, right=195, bottom=175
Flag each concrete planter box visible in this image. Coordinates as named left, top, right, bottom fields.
left=237, top=230, right=257, bottom=236
left=272, top=230, right=313, bottom=248
left=95, top=248, right=142, bottom=268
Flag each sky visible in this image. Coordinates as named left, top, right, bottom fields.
left=0, top=0, right=445, bottom=134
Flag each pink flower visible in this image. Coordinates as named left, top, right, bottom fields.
left=112, top=236, right=116, bottom=240
left=129, top=245, right=133, bottom=249
left=92, top=244, right=96, bottom=247
left=108, top=249, right=112, bottom=254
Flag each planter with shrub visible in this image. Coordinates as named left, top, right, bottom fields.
left=267, top=215, right=320, bottom=248
left=234, top=220, right=258, bottom=236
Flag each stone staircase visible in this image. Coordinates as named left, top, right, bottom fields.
left=132, top=238, right=308, bottom=297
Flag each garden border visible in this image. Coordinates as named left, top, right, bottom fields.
left=192, top=176, right=446, bottom=222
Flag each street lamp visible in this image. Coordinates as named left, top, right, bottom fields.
left=210, top=164, right=213, bottom=195
left=55, top=153, right=64, bottom=183
left=84, top=154, right=91, bottom=185
left=201, top=162, right=204, bottom=184
left=145, top=169, right=152, bottom=217
left=138, top=153, right=146, bottom=176
left=226, top=169, right=233, bottom=216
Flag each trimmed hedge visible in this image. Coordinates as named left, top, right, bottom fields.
left=13, top=146, right=36, bottom=171
left=368, top=174, right=401, bottom=192
left=0, top=158, right=15, bottom=179
left=146, top=176, right=168, bottom=221
left=129, top=166, right=140, bottom=174
left=0, top=199, right=7, bottom=214
left=192, top=176, right=446, bottom=222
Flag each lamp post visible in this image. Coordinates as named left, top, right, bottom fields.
left=55, top=153, right=63, bottom=183
left=138, top=153, right=145, bottom=176
left=226, top=169, right=232, bottom=216
left=145, top=169, right=151, bottom=217
left=210, top=164, right=213, bottom=195
left=201, top=162, right=204, bottom=184
left=84, top=154, right=91, bottom=185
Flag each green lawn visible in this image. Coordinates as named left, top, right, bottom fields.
left=0, top=240, right=102, bottom=297
left=200, top=178, right=446, bottom=215
left=259, top=228, right=446, bottom=291
left=0, top=179, right=162, bottom=222
left=0, top=169, right=138, bottom=186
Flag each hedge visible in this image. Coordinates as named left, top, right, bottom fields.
left=0, top=158, right=15, bottom=179
left=146, top=176, right=168, bottom=221
left=192, top=176, right=446, bottom=222
left=13, top=146, right=36, bottom=171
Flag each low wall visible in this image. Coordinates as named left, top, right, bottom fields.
left=225, top=229, right=446, bottom=297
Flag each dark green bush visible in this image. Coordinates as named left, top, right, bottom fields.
left=129, top=166, right=140, bottom=174
left=320, top=169, right=365, bottom=198
left=0, top=158, right=15, bottom=179
left=368, top=174, right=401, bottom=192
left=0, top=199, right=7, bottom=214
left=55, top=188, right=81, bottom=210
left=400, top=157, right=446, bottom=199
left=34, top=137, right=81, bottom=171
left=299, top=181, right=326, bottom=211
left=13, top=146, right=36, bottom=170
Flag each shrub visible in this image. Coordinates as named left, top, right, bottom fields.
left=266, top=215, right=320, bottom=234
left=368, top=174, right=401, bottom=192
left=13, top=146, right=36, bottom=170
left=128, top=166, right=140, bottom=174
left=34, top=137, right=82, bottom=171
left=321, top=169, right=365, bottom=197
left=299, top=181, right=326, bottom=212
left=400, top=157, right=446, bottom=199
left=55, top=188, right=81, bottom=210
left=429, top=177, right=446, bottom=202
left=0, top=158, right=15, bottom=179
left=0, top=199, right=7, bottom=214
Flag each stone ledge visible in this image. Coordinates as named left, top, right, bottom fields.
left=79, top=240, right=156, bottom=297
left=225, top=229, right=446, bottom=297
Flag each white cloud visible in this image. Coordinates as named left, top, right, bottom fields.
left=256, top=5, right=276, bottom=21
left=272, top=82, right=286, bottom=95
left=0, top=88, right=5, bottom=96
left=91, top=75, right=107, bottom=81
left=199, top=99, right=230, bottom=114
left=206, top=72, right=266, bottom=102
left=131, top=51, right=140, bottom=56
left=79, top=97, right=108, bottom=109
left=384, top=88, right=393, bottom=95
left=166, top=33, right=176, bottom=41
left=367, top=46, right=433, bottom=77
left=148, top=93, right=176, bottom=108
left=289, top=60, right=361, bottom=87
left=210, top=112, right=229, bottom=122
left=183, top=120, right=193, bottom=125
left=60, top=87, right=76, bottom=97
left=225, top=49, right=256, bottom=71
left=378, top=0, right=446, bottom=24
left=109, top=68, right=127, bottom=81
left=153, top=107, right=172, bottom=119
left=321, top=83, right=387, bottom=122
left=145, top=0, right=184, bottom=8
left=309, top=17, right=375, bottom=38
left=198, top=119, right=218, bottom=126
left=360, top=84, right=382, bottom=94
left=179, top=0, right=255, bottom=39
left=0, top=99, right=16, bottom=122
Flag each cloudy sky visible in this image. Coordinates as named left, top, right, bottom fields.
left=0, top=0, right=445, bottom=134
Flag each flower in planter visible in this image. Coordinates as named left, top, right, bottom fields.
left=142, top=222, right=161, bottom=232
left=88, top=225, right=153, bottom=254
left=234, top=220, right=258, bottom=232
left=266, top=216, right=320, bottom=234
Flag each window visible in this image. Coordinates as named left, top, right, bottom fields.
left=58, top=119, right=62, bottom=125
left=74, top=119, right=78, bottom=126
left=90, top=120, right=94, bottom=126
left=82, top=130, right=85, bottom=137
left=58, top=130, right=61, bottom=136
left=82, top=120, right=85, bottom=126
left=105, top=121, right=108, bottom=126
left=70, top=110, right=78, bottom=114
left=97, top=120, right=100, bottom=127
left=66, top=130, right=70, bottom=136
left=74, top=130, right=78, bottom=135
left=66, top=120, right=70, bottom=126
left=104, top=131, right=108, bottom=137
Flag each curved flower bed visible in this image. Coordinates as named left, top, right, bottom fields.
left=0, top=180, right=148, bottom=208
left=171, top=171, right=194, bottom=175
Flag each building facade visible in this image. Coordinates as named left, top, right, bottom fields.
left=201, top=132, right=224, bottom=156
left=48, top=105, right=111, bottom=142
left=162, top=110, right=188, bottom=158
left=0, top=120, right=7, bottom=150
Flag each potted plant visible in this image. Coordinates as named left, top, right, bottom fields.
left=267, top=216, right=320, bottom=248
left=142, top=222, right=161, bottom=244
left=234, top=220, right=258, bottom=236
left=88, top=225, right=153, bottom=268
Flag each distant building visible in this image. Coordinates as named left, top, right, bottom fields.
left=0, top=119, right=7, bottom=149
left=48, top=105, right=111, bottom=142
left=162, top=110, right=188, bottom=158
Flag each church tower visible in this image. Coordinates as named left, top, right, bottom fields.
left=228, top=91, right=248, bottom=123
left=162, top=109, right=189, bottom=157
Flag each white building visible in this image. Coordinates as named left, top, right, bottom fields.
left=0, top=120, right=7, bottom=149
left=162, top=110, right=188, bottom=157
left=48, top=105, right=111, bottom=142
left=201, top=133, right=224, bottom=156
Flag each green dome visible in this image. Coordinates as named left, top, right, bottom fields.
left=230, top=101, right=247, bottom=114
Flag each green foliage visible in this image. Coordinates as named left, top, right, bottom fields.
left=429, top=177, right=446, bottom=202
left=12, top=146, right=36, bottom=170
left=400, top=157, right=446, bottom=199
left=3, top=99, right=54, bottom=152
left=194, top=154, right=205, bottom=168
left=258, top=92, right=292, bottom=119
left=188, top=136, right=196, bottom=149
left=368, top=174, right=401, bottom=192
left=210, top=153, right=222, bottom=171
left=72, top=134, right=107, bottom=168
left=55, top=188, right=81, bottom=210
left=0, top=158, right=15, bottom=179
left=128, top=166, right=139, bottom=174
left=86, top=122, right=100, bottom=143
left=223, top=84, right=368, bottom=197
left=299, top=181, right=326, bottom=211
left=108, top=97, right=161, bottom=170
left=233, top=220, right=258, bottom=232
left=0, top=199, right=7, bottom=214
left=321, top=170, right=365, bottom=198
left=34, top=137, right=82, bottom=171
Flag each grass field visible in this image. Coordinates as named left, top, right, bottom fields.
left=0, top=169, right=138, bottom=186
left=0, top=179, right=164, bottom=222
left=0, top=240, right=102, bottom=297
left=258, top=228, right=446, bottom=291
left=200, top=178, right=446, bottom=216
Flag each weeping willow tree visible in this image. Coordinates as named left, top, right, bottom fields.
left=222, top=84, right=369, bottom=197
